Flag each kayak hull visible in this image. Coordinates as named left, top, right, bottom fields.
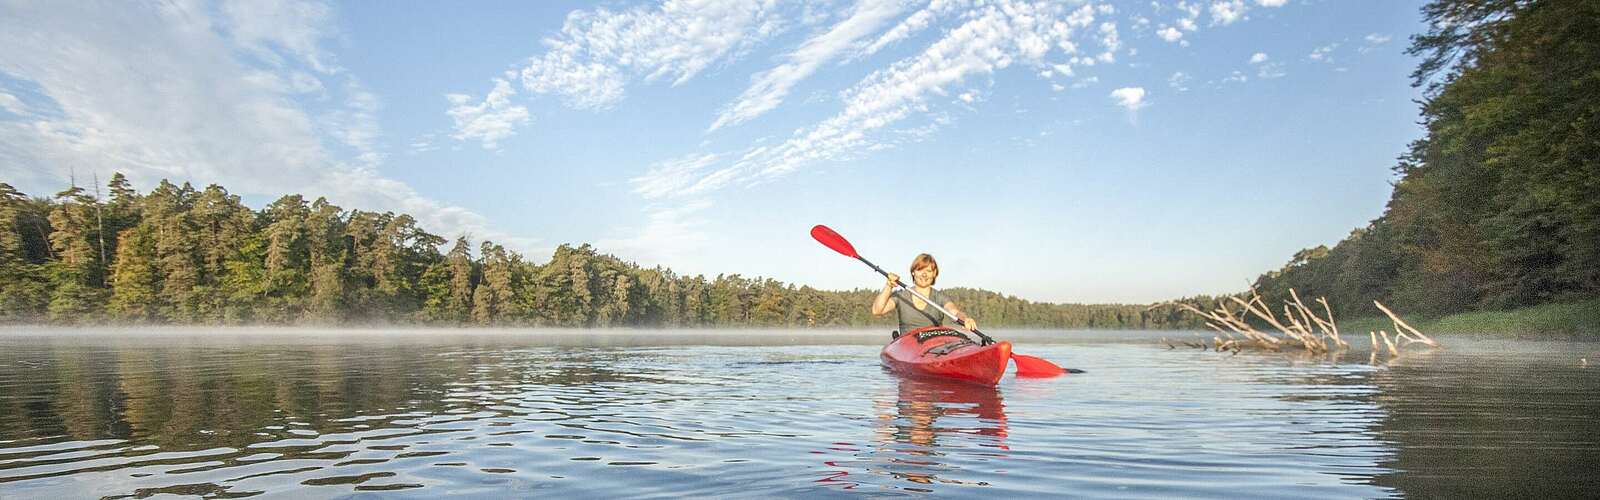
left=880, top=326, right=1012, bottom=386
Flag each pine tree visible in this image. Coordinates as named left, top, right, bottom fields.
left=45, top=186, right=107, bottom=322
left=473, top=241, right=519, bottom=324
left=445, top=237, right=475, bottom=323
left=107, top=226, right=159, bottom=322
left=0, top=183, right=49, bottom=320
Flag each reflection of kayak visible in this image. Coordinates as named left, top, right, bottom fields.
left=888, top=376, right=1009, bottom=449
left=881, top=326, right=1012, bottom=386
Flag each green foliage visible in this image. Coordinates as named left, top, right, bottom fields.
left=1253, top=0, right=1599, bottom=321
left=0, top=175, right=1213, bottom=329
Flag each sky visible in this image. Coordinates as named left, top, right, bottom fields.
left=0, top=0, right=1430, bottom=304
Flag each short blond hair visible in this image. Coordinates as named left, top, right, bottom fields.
left=910, top=253, right=938, bottom=285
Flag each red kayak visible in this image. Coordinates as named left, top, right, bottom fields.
left=880, top=326, right=1013, bottom=386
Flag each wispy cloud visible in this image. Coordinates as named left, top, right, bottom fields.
left=629, top=152, right=723, bottom=198
left=1169, top=71, right=1191, bottom=92
left=1248, top=51, right=1284, bottom=78
left=860, top=0, right=964, bottom=57
left=0, top=0, right=533, bottom=251
left=447, top=78, right=531, bottom=151
left=661, top=1, right=1099, bottom=198
left=443, top=0, right=791, bottom=148
left=220, top=0, right=342, bottom=74
left=709, top=0, right=909, bottom=132
left=1310, top=42, right=1339, bottom=63
left=519, top=0, right=787, bottom=109
left=595, top=198, right=716, bottom=270
left=0, top=91, right=25, bottom=115
left=1360, top=33, right=1392, bottom=53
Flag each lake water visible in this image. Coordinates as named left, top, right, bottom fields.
left=1, top=328, right=1596, bottom=498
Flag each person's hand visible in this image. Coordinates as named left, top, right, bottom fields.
left=963, top=317, right=978, bottom=331
left=884, top=273, right=900, bottom=288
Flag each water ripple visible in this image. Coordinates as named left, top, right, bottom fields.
left=0, top=333, right=1595, bottom=497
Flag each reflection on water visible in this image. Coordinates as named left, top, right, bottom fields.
left=1370, top=345, right=1600, bottom=497
left=872, top=377, right=1008, bottom=491
left=0, top=331, right=1596, bottom=498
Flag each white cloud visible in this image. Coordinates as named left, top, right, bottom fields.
left=517, top=0, right=787, bottom=110
left=595, top=198, right=715, bottom=271
left=1256, top=62, right=1285, bottom=79
left=0, top=0, right=532, bottom=251
left=1168, top=71, right=1191, bottom=92
left=1310, top=42, right=1338, bottom=63
left=323, top=80, right=385, bottom=167
left=1072, top=75, right=1100, bottom=89
left=1110, top=87, right=1147, bottom=111
left=693, top=1, right=1092, bottom=192
left=409, top=134, right=438, bottom=154
left=709, top=0, right=908, bottom=131
left=1256, top=0, right=1287, bottom=7
left=1360, top=33, right=1392, bottom=53
left=1249, top=52, right=1269, bottom=64
left=630, top=152, right=723, bottom=199
left=625, top=1, right=1093, bottom=201
left=1223, top=70, right=1249, bottom=83
left=219, top=0, right=342, bottom=74
left=0, top=91, right=25, bottom=115
left=1209, top=0, right=1247, bottom=25
left=1097, top=21, right=1121, bottom=62
left=860, top=0, right=965, bottom=57
left=289, top=71, right=325, bottom=94
left=446, top=78, right=531, bottom=151
left=1157, top=26, right=1183, bottom=42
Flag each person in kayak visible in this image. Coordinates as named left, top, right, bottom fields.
left=871, top=253, right=979, bottom=334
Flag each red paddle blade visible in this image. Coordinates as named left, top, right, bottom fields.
left=1012, top=353, right=1066, bottom=377
left=810, top=225, right=859, bottom=258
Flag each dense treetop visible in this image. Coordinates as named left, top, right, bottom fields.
left=0, top=176, right=1205, bottom=329
left=1250, top=0, right=1598, bottom=318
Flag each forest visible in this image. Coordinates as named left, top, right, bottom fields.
left=0, top=176, right=1207, bottom=328
left=1251, top=0, right=1597, bottom=319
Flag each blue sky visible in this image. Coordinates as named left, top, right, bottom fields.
left=0, top=0, right=1428, bottom=304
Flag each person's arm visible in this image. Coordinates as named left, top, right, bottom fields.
left=871, top=273, right=899, bottom=316
left=944, top=299, right=978, bottom=331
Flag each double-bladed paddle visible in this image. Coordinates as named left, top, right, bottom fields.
left=810, top=224, right=1071, bottom=378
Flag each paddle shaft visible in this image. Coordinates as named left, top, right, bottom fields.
left=859, top=256, right=996, bottom=345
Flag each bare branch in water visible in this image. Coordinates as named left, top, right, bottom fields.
left=1162, top=288, right=1438, bottom=354
left=1374, top=301, right=1439, bottom=347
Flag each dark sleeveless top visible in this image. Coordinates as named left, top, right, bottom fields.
left=892, top=288, right=954, bottom=333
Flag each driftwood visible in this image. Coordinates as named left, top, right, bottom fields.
left=1160, top=288, right=1439, bottom=355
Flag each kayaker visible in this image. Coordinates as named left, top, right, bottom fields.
left=870, top=253, right=979, bottom=334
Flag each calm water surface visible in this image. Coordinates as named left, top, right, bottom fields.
left=0, top=329, right=1596, bottom=498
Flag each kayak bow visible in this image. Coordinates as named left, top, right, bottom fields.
left=881, top=326, right=1012, bottom=386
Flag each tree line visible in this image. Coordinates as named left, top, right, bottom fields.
left=1250, top=0, right=1598, bottom=319
left=0, top=176, right=1208, bottom=329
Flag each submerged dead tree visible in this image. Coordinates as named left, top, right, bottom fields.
left=1162, top=288, right=1439, bottom=355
